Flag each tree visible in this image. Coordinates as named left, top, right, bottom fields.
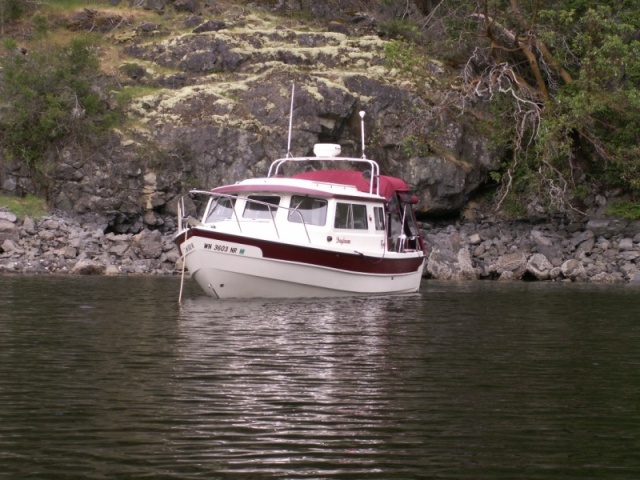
left=424, top=0, right=640, bottom=213
left=0, top=35, right=118, bottom=198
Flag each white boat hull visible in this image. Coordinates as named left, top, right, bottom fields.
left=179, top=232, right=425, bottom=299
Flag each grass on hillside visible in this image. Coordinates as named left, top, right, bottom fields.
left=0, top=195, right=48, bottom=220
left=605, top=201, right=640, bottom=220
left=43, top=0, right=139, bottom=14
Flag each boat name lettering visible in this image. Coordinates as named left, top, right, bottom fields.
left=184, top=242, right=195, bottom=253
left=336, top=237, right=351, bottom=245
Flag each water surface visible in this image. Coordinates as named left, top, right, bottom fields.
left=1, top=276, right=639, bottom=478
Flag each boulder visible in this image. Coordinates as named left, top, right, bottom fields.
left=530, top=229, right=554, bottom=247
left=425, top=246, right=478, bottom=280
left=1, top=238, right=20, bottom=254
left=132, top=229, right=163, bottom=259
left=526, top=253, right=553, bottom=280
left=494, top=252, right=528, bottom=280
left=0, top=218, right=17, bottom=242
left=618, top=238, right=634, bottom=251
left=0, top=211, right=17, bottom=223
left=22, top=216, right=37, bottom=235
left=561, top=259, right=587, bottom=281
left=585, top=218, right=611, bottom=237
left=71, top=259, right=106, bottom=275
left=535, top=244, right=564, bottom=267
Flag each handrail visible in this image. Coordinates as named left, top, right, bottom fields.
left=177, top=195, right=184, bottom=231
left=266, top=156, right=381, bottom=196
left=182, top=190, right=312, bottom=243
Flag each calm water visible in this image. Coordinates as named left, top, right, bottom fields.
left=1, top=276, right=639, bottom=479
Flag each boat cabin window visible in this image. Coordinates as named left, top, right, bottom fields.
left=205, top=196, right=236, bottom=223
left=243, top=195, right=281, bottom=219
left=374, top=206, right=385, bottom=231
left=288, top=196, right=328, bottom=226
left=334, top=203, right=368, bottom=230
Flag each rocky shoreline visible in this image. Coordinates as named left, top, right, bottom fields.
left=1, top=209, right=640, bottom=283
left=0, top=210, right=179, bottom=276
left=422, top=216, right=640, bottom=283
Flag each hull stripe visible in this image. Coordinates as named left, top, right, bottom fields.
left=175, top=228, right=424, bottom=275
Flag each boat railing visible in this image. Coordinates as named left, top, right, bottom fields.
left=178, top=190, right=312, bottom=244
left=267, top=156, right=381, bottom=196
left=178, top=194, right=184, bottom=232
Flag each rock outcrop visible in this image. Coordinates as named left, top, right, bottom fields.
left=1, top=1, right=498, bottom=234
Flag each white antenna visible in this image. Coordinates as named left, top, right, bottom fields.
left=359, top=111, right=366, bottom=159
left=286, top=83, right=295, bottom=157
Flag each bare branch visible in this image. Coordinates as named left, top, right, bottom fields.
left=472, top=12, right=549, bottom=100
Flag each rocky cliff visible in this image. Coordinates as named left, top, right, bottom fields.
left=1, top=0, right=497, bottom=234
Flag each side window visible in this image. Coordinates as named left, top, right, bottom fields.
left=374, top=206, right=385, bottom=231
left=288, top=196, right=328, bottom=226
left=205, top=196, right=236, bottom=223
left=334, top=203, right=368, bottom=230
left=243, top=195, right=281, bottom=219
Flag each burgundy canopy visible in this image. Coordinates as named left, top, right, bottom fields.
left=292, top=170, right=409, bottom=200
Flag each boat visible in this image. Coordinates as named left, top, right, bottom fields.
left=174, top=98, right=426, bottom=299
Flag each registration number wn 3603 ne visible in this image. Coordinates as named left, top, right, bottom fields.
left=205, top=243, right=243, bottom=254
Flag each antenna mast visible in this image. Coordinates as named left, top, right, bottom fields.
left=286, top=84, right=295, bottom=157
left=359, top=111, right=366, bottom=159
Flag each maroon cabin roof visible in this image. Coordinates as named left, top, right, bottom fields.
left=292, top=170, right=409, bottom=200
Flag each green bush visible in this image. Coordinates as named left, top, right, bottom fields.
left=605, top=201, right=640, bottom=220
left=0, top=35, right=122, bottom=195
left=384, top=40, right=424, bottom=75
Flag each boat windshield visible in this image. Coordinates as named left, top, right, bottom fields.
left=288, top=196, right=328, bottom=226
left=205, top=196, right=236, bottom=223
left=243, top=195, right=281, bottom=219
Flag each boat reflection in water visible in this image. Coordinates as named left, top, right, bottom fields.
left=174, top=294, right=424, bottom=475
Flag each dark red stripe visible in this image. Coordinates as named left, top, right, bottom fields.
left=175, top=228, right=424, bottom=275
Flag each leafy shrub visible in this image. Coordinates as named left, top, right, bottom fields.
left=0, top=35, right=122, bottom=196
left=384, top=40, right=424, bottom=75
left=605, top=202, right=640, bottom=220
